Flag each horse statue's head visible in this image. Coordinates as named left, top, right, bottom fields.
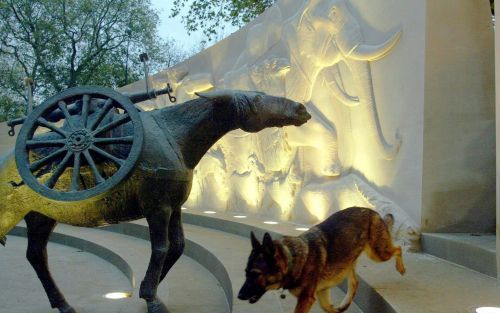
left=195, top=90, right=311, bottom=132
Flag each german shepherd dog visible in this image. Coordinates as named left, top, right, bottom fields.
left=238, top=207, right=405, bottom=313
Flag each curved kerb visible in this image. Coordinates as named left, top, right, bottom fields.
left=8, top=223, right=233, bottom=311
left=9, top=226, right=136, bottom=292
left=100, top=222, right=234, bottom=310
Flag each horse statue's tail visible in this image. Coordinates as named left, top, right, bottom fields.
left=0, top=236, right=6, bottom=246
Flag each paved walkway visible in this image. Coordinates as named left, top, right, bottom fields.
left=3, top=211, right=499, bottom=313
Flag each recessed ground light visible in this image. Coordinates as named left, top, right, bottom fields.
left=295, top=227, right=310, bottom=231
left=476, top=307, right=500, bottom=313
left=104, top=292, right=131, bottom=300
left=264, top=221, right=278, bottom=225
left=181, top=207, right=188, bottom=210
left=233, top=215, right=247, bottom=219
left=203, top=211, right=217, bottom=214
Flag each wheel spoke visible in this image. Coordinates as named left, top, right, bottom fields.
left=91, top=145, right=125, bottom=166
left=58, top=101, right=75, bottom=130
left=26, top=139, right=66, bottom=149
left=30, top=146, right=67, bottom=172
left=92, top=114, right=130, bottom=135
left=83, top=150, right=105, bottom=184
left=70, top=152, right=81, bottom=192
left=37, top=118, right=69, bottom=138
left=89, top=98, right=114, bottom=131
left=93, top=136, right=133, bottom=145
left=44, top=151, right=74, bottom=189
left=81, top=95, right=90, bottom=128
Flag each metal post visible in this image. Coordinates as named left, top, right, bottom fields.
left=124, top=30, right=131, bottom=85
left=139, top=53, right=150, bottom=95
left=24, top=77, right=34, bottom=114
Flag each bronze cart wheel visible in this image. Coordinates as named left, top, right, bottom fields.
left=15, top=86, right=143, bottom=202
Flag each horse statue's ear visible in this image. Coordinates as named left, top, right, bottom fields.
left=195, top=90, right=235, bottom=103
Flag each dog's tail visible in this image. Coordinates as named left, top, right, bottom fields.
left=0, top=236, right=6, bottom=247
left=383, top=213, right=394, bottom=231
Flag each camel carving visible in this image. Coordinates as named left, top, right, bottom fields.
left=0, top=90, right=311, bottom=313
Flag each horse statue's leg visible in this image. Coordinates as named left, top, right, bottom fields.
left=159, top=208, right=185, bottom=282
left=139, top=205, right=172, bottom=313
left=25, top=212, right=77, bottom=313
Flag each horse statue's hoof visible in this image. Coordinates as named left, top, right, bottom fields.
left=147, top=298, right=169, bottom=313
left=58, top=304, right=77, bottom=313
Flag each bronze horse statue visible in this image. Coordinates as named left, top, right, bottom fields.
left=0, top=89, right=311, bottom=313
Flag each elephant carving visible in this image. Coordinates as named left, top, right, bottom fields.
left=284, top=0, right=402, bottom=160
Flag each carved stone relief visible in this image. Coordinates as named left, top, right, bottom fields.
left=180, top=0, right=418, bottom=247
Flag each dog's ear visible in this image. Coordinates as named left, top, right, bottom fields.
left=250, top=231, right=261, bottom=249
left=262, top=232, right=275, bottom=255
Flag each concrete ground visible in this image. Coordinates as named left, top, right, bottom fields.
left=1, top=228, right=228, bottom=313
left=1, top=210, right=499, bottom=313
left=0, top=236, right=130, bottom=313
left=181, top=210, right=500, bottom=313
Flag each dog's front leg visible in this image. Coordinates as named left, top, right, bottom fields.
left=294, top=289, right=316, bottom=313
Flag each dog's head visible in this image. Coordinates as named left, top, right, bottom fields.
left=238, top=232, right=286, bottom=304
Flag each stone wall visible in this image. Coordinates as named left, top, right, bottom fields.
left=121, top=0, right=497, bottom=249
left=422, top=0, right=495, bottom=233
left=3, top=0, right=493, bottom=250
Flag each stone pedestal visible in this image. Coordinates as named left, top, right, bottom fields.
left=422, top=0, right=495, bottom=233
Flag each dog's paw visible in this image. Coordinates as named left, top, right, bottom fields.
left=396, top=261, right=406, bottom=275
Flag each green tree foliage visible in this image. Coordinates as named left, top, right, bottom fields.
left=171, top=0, right=276, bottom=40
left=0, top=0, right=187, bottom=122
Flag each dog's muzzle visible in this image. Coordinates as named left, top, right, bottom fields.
left=238, top=282, right=265, bottom=304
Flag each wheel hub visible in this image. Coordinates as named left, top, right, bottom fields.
left=67, top=129, right=92, bottom=152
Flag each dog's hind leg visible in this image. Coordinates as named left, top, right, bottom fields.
left=393, top=246, right=405, bottom=275
left=366, top=216, right=406, bottom=275
left=25, top=212, right=77, bottom=313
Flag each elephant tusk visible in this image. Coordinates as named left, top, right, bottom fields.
left=347, top=29, right=402, bottom=61
left=326, top=77, right=360, bottom=107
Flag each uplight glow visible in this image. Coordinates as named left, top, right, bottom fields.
left=476, top=307, right=500, bottom=313
left=104, top=292, right=131, bottom=300
left=264, top=221, right=278, bottom=225
left=295, top=227, right=310, bottom=231
left=233, top=215, right=247, bottom=219
left=203, top=211, right=217, bottom=214
left=181, top=207, right=188, bottom=210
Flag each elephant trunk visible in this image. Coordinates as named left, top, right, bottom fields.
left=345, top=59, right=401, bottom=160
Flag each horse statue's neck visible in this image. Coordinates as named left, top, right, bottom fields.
left=153, top=98, right=239, bottom=169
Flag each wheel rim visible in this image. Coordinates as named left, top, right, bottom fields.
left=15, top=86, right=143, bottom=202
